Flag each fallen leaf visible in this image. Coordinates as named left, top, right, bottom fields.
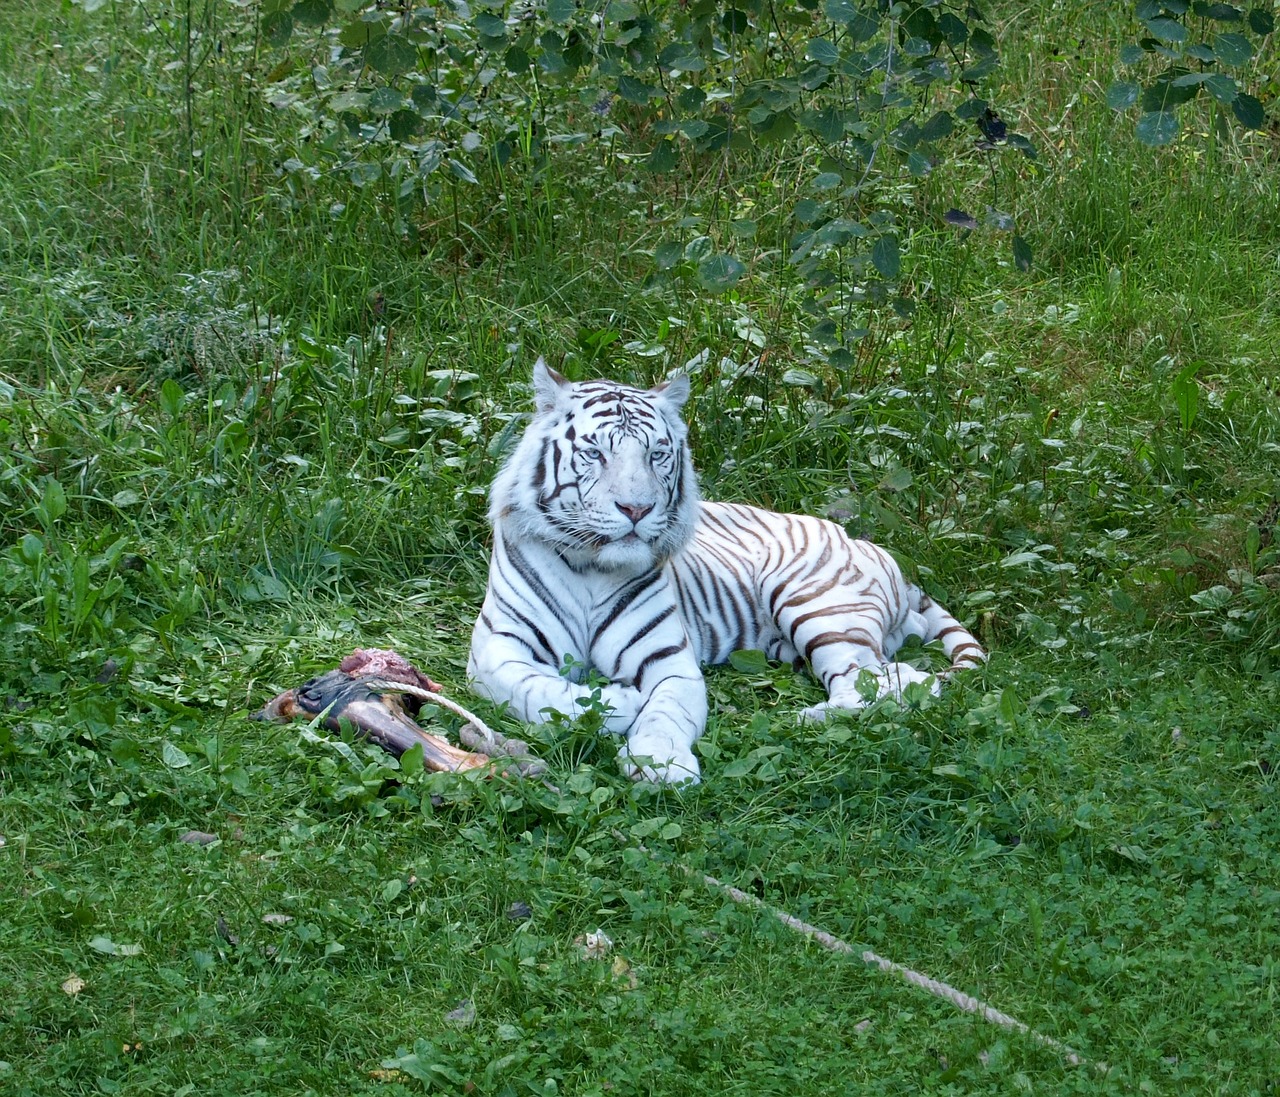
left=262, top=913, right=293, bottom=925
left=61, top=974, right=85, bottom=996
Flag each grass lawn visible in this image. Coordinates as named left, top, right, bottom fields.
left=2, top=1, right=1278, bottom=1093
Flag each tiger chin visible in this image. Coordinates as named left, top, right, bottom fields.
left=467, top=358, right=986, bottom=786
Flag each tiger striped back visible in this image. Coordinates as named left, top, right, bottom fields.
left=468, top=360, right=985, bottom=783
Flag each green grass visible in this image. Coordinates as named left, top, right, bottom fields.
left=3, top=0, right=1280, bottom=1093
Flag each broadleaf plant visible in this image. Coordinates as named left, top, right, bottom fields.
left=1109, top=1, right=1273, bottom=146
left=259, top=0, right=1036, bottom=364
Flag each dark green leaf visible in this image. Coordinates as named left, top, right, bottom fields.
left=1193, top=2, right=1242, bottom=19
left=291, top=0, right=332, bottom=25
left=945, top=208, right=978, bottom=230
left=806, top=37, right=840, bottom=65
left=870, top=233, right=900, bottom=279
left=812, top=171, right=842, bottom=190
left=654, top=242, right=683, bottom=270
left=696, top=254, right=747, bottom=293
left=388, top=109, right=420, bottom=141
left=937, top=12, right=968, bottom=46
left=1232, top=93, right=1265, bottom=129
left=1203, top=73, right=1238, bottom=103
left=504, top=46, right=531, bottom=72
left=1119, top=43, right=1148, bottom=64
left=1143, top=16, right=1187, bottom=41
left=263, top=9, right=293, bottom=46
left=721, top=8, right=749, bottom=34
left=1141, top=71, right=1201, bottom=110
left=1213, top=32, right=1253, bottom=65
left=617, top=75, right=656, bottom=103
left=918, top=110, right=953, bottom=141
left=1136, top=110, right=1179, bottom=145
left=847, top=10, right=878, bottom=43
left=1107, top=81, right=1141, bottom=110
left=801, top=106, right=847, bottom=143
left=906, top=151, right=932, bottom=177
left=645, top=139, right=677, bottom=173
left=1012, top=234, right=1033, bottom=272
left=547, top=0, right=576, bottom=23
left=369, top=86, right=405, bottom=113
left=473, top=13, right=507, bottom=37
left=366, top=34, right=417, bottom=75
left=1248, top=7, right=1275, bottom=34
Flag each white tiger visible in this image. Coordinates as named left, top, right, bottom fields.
left=467, top=359, right=985, bottom=784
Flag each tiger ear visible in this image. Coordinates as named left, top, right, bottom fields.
left=655, top=373, right=691, bottom=410
left=532, top=356, right=569, bottom=414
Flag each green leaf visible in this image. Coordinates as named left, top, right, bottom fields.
left=291, top=0, right=332, bottom=24
left=1013, top=234, right=1033, bottom=272
left=366, top=34, right=418, bottom=75
left=721, top=8, right=749, bottom=34
left=728, top=649, right=769, bottom=673
left=447, top=158, right=477, bottom=184
left=645, top=139, right=677, bottom=173
left=1136, top=110, right=1179, bottom=145
left=617, top=75, right=656, bottom=104
left=917, top=110, right=953, bottom=142
left=878, top=467, right=913, bottom=492
left=547, top=0, right=576, bottom=23
left=806, top=37, right=839, bottom=65
left=1106, top=81, right=1141, bottom=111
left=1144, top=17, right=1188, bottom=42
left=1171, top=364, right=1200, bottom=430
left=1213, top=31, right=1253, bottom=65
left=696, top=253, right=747, bottom=293
left=654, top=241, right=683, bottom=270
left=39, top=477, right=67, bottom=524
left=162, top=741, right=192, bottom=769
left=263, top=9, right=293, bottom=47
left=473, top=13, right=507, bottom=37
left=1232, top=93, right=1265, bottom=129
left=1119, top=43, right=1147, bottom=64
left=1203, top=73, right=1237, bottom=103
left=870, top=233, right=900, bottom=279
left=1248, top=7, right=1275, bottom=35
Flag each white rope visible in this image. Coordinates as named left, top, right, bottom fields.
left=362, top=679, right=1102, bottom=1071
left=623, top=835, right=1106, bottom=1074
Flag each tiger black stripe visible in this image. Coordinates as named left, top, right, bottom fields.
left=468, top=358, right=986, bottom=785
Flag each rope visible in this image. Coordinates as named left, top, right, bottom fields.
left=621, top=834, right=1106, bottom=1074
left=358, top=676, right=1102, bottom=1071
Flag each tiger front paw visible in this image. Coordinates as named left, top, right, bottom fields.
left=619, top=733, right=701, bottom=786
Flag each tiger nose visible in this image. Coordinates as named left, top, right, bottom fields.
left=616, top=502, right=654, bottom=525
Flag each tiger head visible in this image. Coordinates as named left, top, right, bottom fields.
left=490, top=358, right=699, bottom=572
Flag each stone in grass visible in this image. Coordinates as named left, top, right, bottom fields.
left=179, top=830, right=219, bottom=846
left=505, top=900, right=533, bottom=921
left=445, top=1000, right=476, bottom=1028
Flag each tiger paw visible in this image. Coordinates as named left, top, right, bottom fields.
left=619, top=735, right=701, bottom=786
left=597, top=683, right=644, bottom=734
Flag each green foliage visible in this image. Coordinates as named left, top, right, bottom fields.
left=4, top=0, right=1280, bottom=1091
left=1109, top=1, right=1274, bottom=145
left=257, top=0, right=1036, bottom=369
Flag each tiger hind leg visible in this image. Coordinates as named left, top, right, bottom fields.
left=799, top=661, right=938, bottom=723
left=792, top=591, right=983, bottom=723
